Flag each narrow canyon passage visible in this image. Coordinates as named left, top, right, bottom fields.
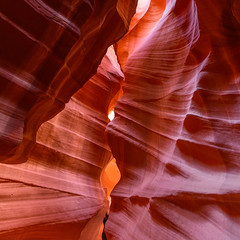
left=1, top=0, right=240, bottom=239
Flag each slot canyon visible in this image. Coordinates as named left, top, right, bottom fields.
left=0, top=0, right=240, bottom=239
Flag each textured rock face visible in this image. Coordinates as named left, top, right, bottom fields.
left=1, top=0, right=240, bottom=239
left=0, top=0, right=137, bottom=164
left=0, top=1, right=136, bottom=239
left=106, top=0, right=240, bottom=239
left=0, top=46, right=124, bottom=239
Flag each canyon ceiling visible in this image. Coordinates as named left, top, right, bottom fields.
left=0, top=0, right=240, bottom=239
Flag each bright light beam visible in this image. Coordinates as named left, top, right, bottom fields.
left=108, top=110, right=115, bottom=121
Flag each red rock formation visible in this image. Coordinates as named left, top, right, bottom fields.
left=0, top=0, right=137, bottom=164
left=0, top=46, right=123, bottom=239
left=0, top=0, right=137, bottom=238
left=106, top=0, right=240, bottom=239
left=1, top=0, right=240, bottom=239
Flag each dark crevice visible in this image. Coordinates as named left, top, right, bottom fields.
left=102, top=213, right=109, bottom=240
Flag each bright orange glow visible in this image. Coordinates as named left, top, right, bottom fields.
left=97, top=223, right=104, bottom=240
left=136, top=0, right=150, bottom=13
left=98, top=158, right=120, bottom=239
left=101, top=158, right=121, bottom=197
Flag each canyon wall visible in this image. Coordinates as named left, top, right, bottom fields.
left=1, top=0, right=240, bottom=239
left=106, top=0, right=240, bottom=239
left=0, top=1, right=136, bottom=239
left=0, top=46, right=123, bottom=239
left=0, top=0, right=137, bottom=164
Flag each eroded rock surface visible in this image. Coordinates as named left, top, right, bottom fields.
left=1, top=0, right=240, bottom=239
left=0, top=0, right=137, bottom=235
left=106, top=0, right=240, bottom=239
left=0, top=0, right=137, bottom=164
left=0, top=1, right=137, bottom=237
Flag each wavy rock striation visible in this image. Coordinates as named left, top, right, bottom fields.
left=0, top=0, right=137, bottom=163
left=1, top=0, right=240, bottom=239
left=0, top=1, right=137, bottom=238
left=0, top=46, right=124, bottom=239
left=106, top=0, right=240, bottom=239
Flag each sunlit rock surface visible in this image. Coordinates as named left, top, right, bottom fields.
left=106, top=0, right=240, bottom=239
left=1, top=0, right=240, bottom=239
left=0, top=45, right=124, bottom=239
left=0, top=0, right=137, bottom=237
left=0, top=0, right=137, bottom=164
left=0, top=45, right=125, bottom=239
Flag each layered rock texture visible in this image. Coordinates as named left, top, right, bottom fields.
left=106, top=0, right=240, bottom=239
left=0, top=1, right=136, bottom=239
left=1, top=0, right=240, bottom=239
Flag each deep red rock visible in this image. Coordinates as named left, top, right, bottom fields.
left=0, top=0, right=137, bottom=238
left=1, top=0, right=240, bottom=239
left=0, top=0, right=137, bottom=164
left=106, top=0, right=240, bottom=239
